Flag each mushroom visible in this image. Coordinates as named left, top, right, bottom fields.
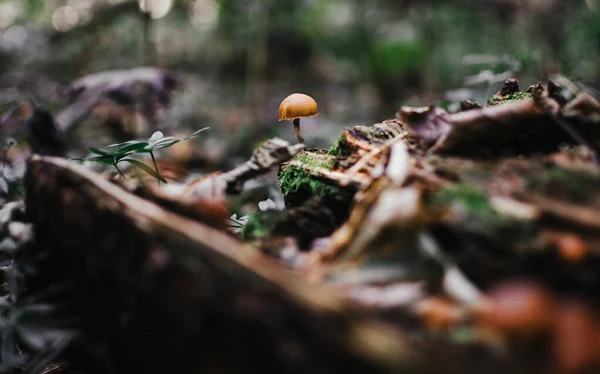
left=278, top=93, right=318, bottom=145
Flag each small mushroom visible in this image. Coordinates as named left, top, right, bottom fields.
left=278, top=93, right=318, bottom=145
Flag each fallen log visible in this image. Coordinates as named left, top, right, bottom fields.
left=24, top=156, right=422, bottom=374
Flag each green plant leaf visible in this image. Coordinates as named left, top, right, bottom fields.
left=86, top=156, right=114, bottom=165
left=106, top=140, right=142, bottom=148
left=120, top=159, right=167, bottom=183
left=88, top=148, right=113, bottom=156
left=149, top=136, right=179, bottom=146
left=114, top=142, right=150, bottom=155
left=150, top=139, right=183, bottom=150
left=187, top=127, right=210, bottom=137
left=114, top=153, right=134, bottom=162
left=88, top=155, right=113, bottom=161
left=150, top=127, right=210, bottom=150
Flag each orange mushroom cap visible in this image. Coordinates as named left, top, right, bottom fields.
left=278, top=93, right=318, bottom=121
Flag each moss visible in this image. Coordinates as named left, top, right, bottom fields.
left=328, top=133, right=350, bottom=156
left=240, top=211, right=279, bottom=240
left=277, top=151, right=339, bottom=199
left=278, top=165, right=340, bottom=198
left=297, top=152, right=335, bottom=170
left=487, top=92, right=533, bottom=105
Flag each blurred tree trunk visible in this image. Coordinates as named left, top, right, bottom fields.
left=245, top=1, right=270, bottom=124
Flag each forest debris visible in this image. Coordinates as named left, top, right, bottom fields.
left=496, top=78, right=521, bottom=98
left=385, top=141, right=410, bottom=184
left=424, top=98, right=541, bottom=154
left=553, top=302, right=600, bottom=374
left=341, top=136, right=409, bottom=186
left=534, top=231, right=589, bottom=263
left=342, top=281, right=426, bottom=308
left=529, top=195, right=600, bottom=230
left=397, top=78, right=600, bottom=156
left=306, top=143, right=413, bottom=265
left=562, top=91, right=600, bottom=121
left=64, top=67, right=181, bottom=105
left=475, top=281, right=556, bottom=337
left=307, top=185, right=443, bottom=290
left=488, top=196, right=540, bottom=220
left=240, top=197, right=338, bottom=249
left=442, top=266, right=483, bottom=306
left=414, top=297, right=464, bottom=331
left=327, top=119, right=417, bottom=158
left=181, top=137, right=303, bottom=200
left=57, top=67, right=182, bottom=131
left=459, top=100, right=482, bottom=111
left=396, top=105, right=452, bottom=150
left=308, top=178, right=389, bottom=264
left=555, top=233, right=588, bottom=263
left=222, top=138, right=304, bottom=193
left=276, top=125, right=415, bottom=248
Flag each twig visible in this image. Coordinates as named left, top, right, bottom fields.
left=220, top=138, right=305, bottom=194
left=340, top=135, right=406, bottom=186
left=181, top=138, right=304, bottom=201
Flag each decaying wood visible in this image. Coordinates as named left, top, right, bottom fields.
left=278, top=119, right=418, bottom=209
left=25, top=156, right=427, bottom=374
left=329, top=119, right=420, bottom=159
left=397, top=80, right=600, bottom=156
left=171, top=137, right=304, bottom=204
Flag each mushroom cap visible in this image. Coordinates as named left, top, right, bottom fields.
left=278, top=93, right=318, bottom=121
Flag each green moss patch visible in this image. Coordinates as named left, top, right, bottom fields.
left=278, top=165, right=340, bottom=198
left=328, top=133, right=350, bottom=156
left=487, top=92, right=533, bottom=105
left=240, top=211, right=279, bottom=241
left=297, top=152, right=335, bottom=170
left=278, top=151, right=339, bottom=199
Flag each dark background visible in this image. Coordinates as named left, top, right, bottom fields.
left=1, top=0, right=599, bottom=156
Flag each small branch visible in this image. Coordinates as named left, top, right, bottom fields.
left=182, top=138, right=304, bottom=201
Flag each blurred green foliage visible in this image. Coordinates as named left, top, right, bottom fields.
left=1, top=0, right=600, bottom=152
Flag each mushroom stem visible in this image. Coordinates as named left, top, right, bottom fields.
left=293, top=118, right=305, bottom=144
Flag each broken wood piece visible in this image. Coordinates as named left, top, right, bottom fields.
left=180, top=138, right=303, bottom=201
left=328, top=119, right=419, bottom=158
left=397, top=79, right=600, bottom=156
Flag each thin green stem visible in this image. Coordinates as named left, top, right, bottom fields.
left=150, top=151, right=162, bottom=184
left=114, top=162, right=126, bottom=179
